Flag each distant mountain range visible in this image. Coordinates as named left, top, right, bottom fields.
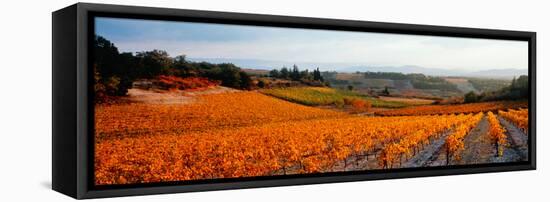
left=340, top=65, right=528, bottom=79
left=463, top=69, right=529, bottom=79
left=188, top=58, right=527, bottom=79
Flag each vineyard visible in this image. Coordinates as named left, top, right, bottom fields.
left=95, top=91, right=529, bottom=185
left=443, top=112, right=483, bottom=164
left=261, top=87, right=408, bottom=108
left=95, top=92, right=346, bottom=140
left=89, top=25, right=531, bottom=187
left=375, top=101, right=528, bottom=116
left=499, top=108, right=529, bottom=134
left=487, top=112, right=507, bottom=157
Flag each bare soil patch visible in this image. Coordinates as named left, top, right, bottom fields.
left=454, top=115, right=525, bottom=165
left=122, top=86, right=240, bottom=104
left=123, top=88, right=195, bottom=104
left=404, top=130, right=452, bottom=168
left=183, top=86, right=240, bottom=96
left=454, top=115, right=495, bottom=165
left=498, top=116, right=528, bottom=161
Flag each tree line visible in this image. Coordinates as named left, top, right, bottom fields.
left=93, top=35, right=253, bottom=99
left=464, top=75, right=529, bottom=103
left=268, top=65, right=324, bottom=82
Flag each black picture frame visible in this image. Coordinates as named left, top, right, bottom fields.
left=52, top=2, right=536, bottom=199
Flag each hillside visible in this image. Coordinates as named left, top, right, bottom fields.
left=189, top=58, right=527, bottom=78
left=321, top=71, right=515, bottom=99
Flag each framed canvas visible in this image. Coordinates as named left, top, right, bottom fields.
left=52, top=3, right=536, bottom=199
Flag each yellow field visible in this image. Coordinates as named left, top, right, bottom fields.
left=378, top=96, right=435, bottom=105
left=95, top=92, right=346, bottom=140
left=95, top=91, right=483, bottom=185
left=376, top=101, right=528, bottom=116
left=499, top=108, right=529, bottom=134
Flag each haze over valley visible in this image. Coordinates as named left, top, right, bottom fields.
left=189, top=57, right=527, bottom=79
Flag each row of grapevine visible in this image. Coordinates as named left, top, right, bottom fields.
left=95, top=92, right=347, bottom=140
left=487, top=112, right=507, bottom=156
left=95, top=112, right=473, bottom=184
left=499, top=109, right=528, bottom=134
left=378, top=113, right=473, bottom=168
left=376, top=101, right=527, bottom=116
left=444, top=112, right=484, bottom=164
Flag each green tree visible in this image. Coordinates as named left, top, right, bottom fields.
left=239, top=71, right=253, bottom=90
left=93, top=36, right=137, bottom=96
left=313, top=67, right=323, bottom=81
left=291, top=64, right=300, bottom=81
left=382, top=86, right=390, bottom=96
left=300, top=69, right=313, bottom=81
left=280, top=67, right=290, bottom=79
left=464, top=91, right=479, bottom=103
left=135, top=50, right=172, bottom=78
left=93, top=36, right=120, bottom=77
left=216, top=63, right=242, bottom=88
left=269, top=69, right=280, bottom=78
left=257, top=79, right=266, bottom=88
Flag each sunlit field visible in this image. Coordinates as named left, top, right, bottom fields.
left=95, top=91, right=528, bottom=185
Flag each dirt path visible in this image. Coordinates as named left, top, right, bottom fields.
left=123, top=87, right=240, bottom=104
left=402, top=131, right=451, bottom=168
left=453, top=114, right=524, bottom=165
left=423, top=115, right=494, bottom=166
left=454, top=115, right=497, bottom=165
left=123, top=89, right=195, bottom=104
left=498, top=117, right=528, bottom=161
left=410, top=116, right=491, bottom=167
left=316, top=150, right=381, bottom=173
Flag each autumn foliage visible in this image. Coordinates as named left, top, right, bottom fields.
left=95, top=92, right=477, bottom=184
left=499, top=108, right=528, bottom=134
left=487, top=112, right=507, bottom=156
left=344, top=97, right=372, bottom=112
left=95, top=91, right=527, bottom=185
left=444, top=112, right=484, bottom=164
left=156, top=75, right=220, bottom=91
left=376, top=101, right=527, bottom=116
left=378, top=113, right=475, bottom=168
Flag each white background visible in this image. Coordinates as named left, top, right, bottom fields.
left=0, top=0, right=547, bottom=201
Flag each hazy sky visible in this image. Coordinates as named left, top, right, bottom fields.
left=95, top=17, right=528, bottom=71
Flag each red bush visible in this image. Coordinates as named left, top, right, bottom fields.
left=156, top=75, right=220, bottom=91
left=344, top=97, right=372, bottom=112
